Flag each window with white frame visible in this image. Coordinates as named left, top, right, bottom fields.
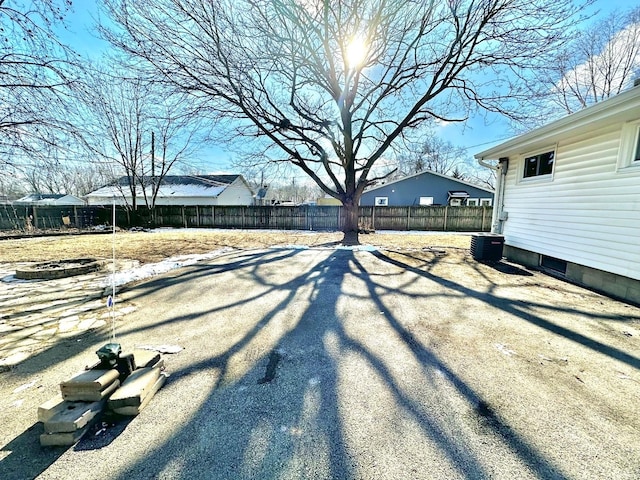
left=617, top=120, right=640, bottom=171
left=419, top=196, right=434, bottom=206
left=467, top=198, right=479, bottom=206
left=479, top=198, right=492, bottom=207
left=523, top=149, right=555, bottom=178
left=375, top=196, right=388, bottom=206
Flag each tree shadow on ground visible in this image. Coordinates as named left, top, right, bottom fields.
left=375, top=250, right=640, bottom=368
left=0, top=423, right=66, bottom=480
left=3, top=247, right=638, bottom=479
left=107, top=248, right=612, bottom=479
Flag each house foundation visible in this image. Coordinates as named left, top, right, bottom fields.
left=504, top=245, right=640, bottom=306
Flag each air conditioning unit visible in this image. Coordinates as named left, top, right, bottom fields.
left=471, top=233, right=504, bottom=261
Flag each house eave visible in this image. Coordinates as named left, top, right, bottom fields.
left=475, top=85, right=640, bottom=161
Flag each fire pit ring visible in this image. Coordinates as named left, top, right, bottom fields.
left=15, top=258, right=102, bottom=280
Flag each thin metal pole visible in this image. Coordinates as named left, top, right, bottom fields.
left=111, top=199, right=116, bottom=342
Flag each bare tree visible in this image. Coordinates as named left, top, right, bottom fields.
left=20, top=158, right=113, bottom=196
left=395, top=134, right=471, bottom=178
left=0, top=0, right=80, bottom=169
left=101, top=0, right=591, bottom=243
left=78, top=64, right=205, bottom=211
left=468, top=168, right=497, bottom=191
left=530, top=6, right=640, bottom=117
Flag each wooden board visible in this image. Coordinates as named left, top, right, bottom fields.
left=38, top=395, right=67, bottom=423
left=43, top=399, right=107, bottom=433
left=112, top=374, right=166, bottom=416
left=131, top=349, right=162, bottom=369
left=60, top=368, right=119, bottom=391
left=61, top=379, right=120, bottom=402
left=108, top=367, right=161, bottom=409
left=40, top=424, right=91, bottom=447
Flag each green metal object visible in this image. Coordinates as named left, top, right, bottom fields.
left=96, top=343, right=122, bottom=366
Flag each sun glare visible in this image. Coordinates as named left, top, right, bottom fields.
left=346, top=36, right=368, bottom=68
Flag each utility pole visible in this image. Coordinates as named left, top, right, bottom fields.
left=151, top=131, right=155, bottom=177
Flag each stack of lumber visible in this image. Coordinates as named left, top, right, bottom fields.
left=39, top=369, right=120, bottom=446
left=60, top=369, right=121, bottom=401
left=37, top=349, right=166, bottom=446
left=38, top=396, right=108, bottom=446
left=108, top=366, right=166, bottom=415
left=108, top=348, right=165, bottom=416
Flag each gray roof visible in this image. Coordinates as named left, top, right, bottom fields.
left=112, top=175, right=241, bottom=188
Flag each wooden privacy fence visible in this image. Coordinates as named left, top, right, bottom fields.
left=359, top=205, right=492, bottom=232
left=0, top=205, right=109, bottom=231
left=132, top=205, right=492, bottom=232
left=1, top=204, right=492, bottom=232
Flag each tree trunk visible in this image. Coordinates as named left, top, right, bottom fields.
left=341, top=197, right=360, bottom=245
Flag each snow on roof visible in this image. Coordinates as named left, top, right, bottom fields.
left=14, top=194, right=85, bottom=205
left=86, top=183, right=226, bottom=198
left=87, top=175, right=241, bottom=198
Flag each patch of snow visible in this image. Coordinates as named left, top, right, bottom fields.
left=12, top=379, right=39, bottom=394
left=495, top=343, right=516, bottom=356
left=103, top=248, right=233, bottom=288
left=336, top=245, right=378, bottom=252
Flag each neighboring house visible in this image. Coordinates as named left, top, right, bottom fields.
left=85, top=175, right=254, bottom=207
left=13, top=193, right=86, bottom=206
left=317, top=195, right=342, bottom=206
left=359, top=170, right=494, bottom=207
left=475, top=83, right=640, bottom=304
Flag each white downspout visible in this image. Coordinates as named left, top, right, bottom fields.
left=477, top=157, right=508, bottom=234
left=493, top=158, right=508, bottom=234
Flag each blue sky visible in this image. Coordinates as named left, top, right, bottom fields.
left=57, top=0, right=638, bottom=178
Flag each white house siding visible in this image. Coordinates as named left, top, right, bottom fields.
left=502, top=126, right=640, bottom=281
left=154, top=197, right=218, bottom=206
left=215, top=178, right=254, bottom=206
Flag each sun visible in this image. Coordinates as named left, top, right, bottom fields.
left=346, top=36, right=368, bottom=68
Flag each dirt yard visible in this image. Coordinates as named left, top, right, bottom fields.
left=0, top=229, right=471, bottom=264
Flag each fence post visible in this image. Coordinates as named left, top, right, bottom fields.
left=407, top=207, right=411, bottom=231
left=443, top=206, right=448, bottom=231
left=372, top=206, right=375, bottom=231
left=481, top=207, right=486, bottom=231
left=182, top=206, right=187, bottom=228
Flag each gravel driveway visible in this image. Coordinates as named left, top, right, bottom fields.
left=1, top=246, right=639, bottom=479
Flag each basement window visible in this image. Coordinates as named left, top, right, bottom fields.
left=540, top=255, right=567, bottom=275
left=375, top=197, right=388, bottom=206
left=523, top=149, right=555, bottom=178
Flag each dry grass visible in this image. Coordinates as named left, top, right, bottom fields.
left=0, top=229, right=472, bottom=264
